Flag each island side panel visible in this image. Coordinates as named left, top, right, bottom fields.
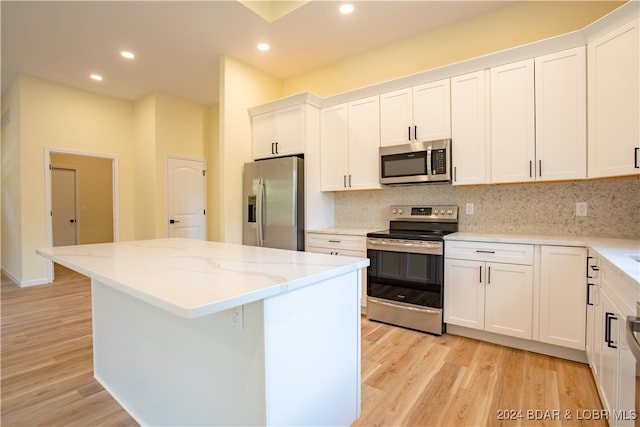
left=263, top=269, right=362, bottom=426
left=91, top=279, right=267, bottom=426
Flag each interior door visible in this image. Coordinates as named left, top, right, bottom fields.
left=52, top=167, right=77, bottom=246
left=166, top=157, right=206, bottom=240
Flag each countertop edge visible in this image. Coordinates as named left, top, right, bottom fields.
left=443, top=233, right=640, bottom=285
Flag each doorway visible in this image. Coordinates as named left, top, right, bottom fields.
left=45, top=149, right=118, bottom=281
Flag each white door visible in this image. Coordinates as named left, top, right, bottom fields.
left=348, top=96, right=380, bottom=190
left=52, top=167, right=77, bottom=246
left=412, top=78, right=451, bottom=141
left=167, top=157, right=206, bottom=240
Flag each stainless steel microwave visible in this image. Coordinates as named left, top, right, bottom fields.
left=379, top=139, right=451, bottom=185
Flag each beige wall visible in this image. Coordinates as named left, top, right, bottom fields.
left=282, top=1, right=623, bottom=97
left=50, top=153, right=114, bottom=244
left=1, top=80, right=22, bottom=279
left=5, top=76, right=136, bottom=284
left=153, top=93, right=209, bottom=238
left=1, top=76, right=213, bottom=284
left=206, top=103, right=221, bottom=242
left=219, top=56, right=282, bottom=244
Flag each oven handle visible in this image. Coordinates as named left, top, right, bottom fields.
left=626, top=316, right=640, bottom=362
left=367, top=238, right=443, bottom=255
left=369, top=297, right=441, bottom=315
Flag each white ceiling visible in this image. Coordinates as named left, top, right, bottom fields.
left=1, top=1, right=515, bottom=105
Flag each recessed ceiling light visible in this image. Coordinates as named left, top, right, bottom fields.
left=257, top=43, right=270, bottom=52
left=121, top=51, right=135, bottom=59
left=339, top=3, right=354, bottom=14
left=90, top=74, right=103, bottom=81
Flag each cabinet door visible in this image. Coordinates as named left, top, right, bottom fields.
left=484, top=262, right=533, bottom=339
left=413, top=79, right=451, bottom=141
left=490, top=59, right=535, bottom=183
left=444, top=259, right=484, bottom=330
left=380, top=88, right=413, bottom=147
left=539, top=246, right=587, bottom=350
left=274, top=105, right=305, bottom=157
left=451, top=70, right=490, bottom=185
left=599, top=289, right=620, bottom=417
left=588, top=19, right=640, bottom=178
left=320, top=104, right=349, bottom=191
left=253, top=111, right=278, bottom=160
left=348, top=96, right=381, bottom=190
left=535, top=47, right=587, bottom=181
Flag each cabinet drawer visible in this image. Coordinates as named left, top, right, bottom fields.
left=306, top=246, right=365, bottom=258
left=305, top=233, right=366, bottom=252
left=445, top=240, right=534, bottom=265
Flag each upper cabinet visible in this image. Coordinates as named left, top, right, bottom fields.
left=320, top=96, right=381, bottom=191
left=535, top=46, right=587, bottom=181
left=451, top=70, right=490, bottom=185
left=587, top=19, right=640, bottom=178
left=252, top=104, right=306, bottom=160
left=484, top=47, right=586, bottom=184
left=380, top=79, right=451, bottom=147
left=490, top=59, right=536, bottom=183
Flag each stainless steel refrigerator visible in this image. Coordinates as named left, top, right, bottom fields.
left=243, top=156, right=304, bottom=251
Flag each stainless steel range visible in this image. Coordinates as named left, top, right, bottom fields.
left=366, top=205, right=458, bottom=335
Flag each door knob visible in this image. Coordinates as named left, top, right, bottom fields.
left=69, top=219, right=76, bottom=223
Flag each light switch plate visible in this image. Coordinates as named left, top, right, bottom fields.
left=576, top=202, right=587, bottom=217
left=466, top=203, right=474, bottom=215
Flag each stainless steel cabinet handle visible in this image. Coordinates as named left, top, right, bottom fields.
left=529, top=160, right=533, bottom=177
left=476, top=250, right=495, bottom=254
left=487, top=266, right=491, bottom=284
left=348, top=174, right=352, bottom=187
left=635, top=147, right=639, bottom=169
left=539, top=160, right=542, bottom=177
left=586, top=283, right=594, bottom=306
left=605, top=312, right=618, bottom=349
left=275, top=142, right=279, bottom=154
left=343, top=175, right=347, bottom=188
left=479, top=266, right=482, bottom=283
left=408, top=126, right=411, bottom=140
left=414, top=125, right=417, bottom=140
left=328, top=240, right=341, bottom=243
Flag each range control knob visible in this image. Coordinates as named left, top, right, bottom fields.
left=447, top=209, right=453, bottom=214
left=391, top=208, right=397, bottom=214
left=398, top=208, right=404, bottom=214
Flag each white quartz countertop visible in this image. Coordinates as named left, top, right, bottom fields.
left=37, top=238, right=369, bottom=319
left=445, top=232, right=640, bottom=284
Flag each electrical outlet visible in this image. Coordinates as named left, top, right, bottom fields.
left=229, top=306, right=244, bottom=331
left=466, top=203, right=474, bottom=215
left=576, top=202, right=588, bottom=217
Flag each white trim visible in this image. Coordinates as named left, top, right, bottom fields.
left=44, top=147, right=120, bottom=282
left=1, top=267, right=50, bottom=288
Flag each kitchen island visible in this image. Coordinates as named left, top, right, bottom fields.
left=37, top=238, right=369, bottom=426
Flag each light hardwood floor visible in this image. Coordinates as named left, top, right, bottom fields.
left=2, top=265, right=604, bottom=426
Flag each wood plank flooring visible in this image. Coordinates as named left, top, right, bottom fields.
left=2, top=265, right=604, bottom=426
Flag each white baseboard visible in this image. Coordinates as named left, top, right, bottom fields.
left=1, top=268, right=50, bottom=288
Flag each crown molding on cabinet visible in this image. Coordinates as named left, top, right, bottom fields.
left=248, top=92, right=322, bottom=117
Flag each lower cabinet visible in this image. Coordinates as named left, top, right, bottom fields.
left=587, top=256, right=636, bottom=427
left=445, top=241, right=589, bottom=350
left=444, top=241, right=534, bottom=340
left=539, top=245, right=587, bottom=350
left=306, top=232, right=368, bottom=310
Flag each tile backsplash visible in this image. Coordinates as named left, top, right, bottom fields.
left=334, top=176, right=640, bottom=239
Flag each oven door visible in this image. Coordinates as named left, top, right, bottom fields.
left=366, top=239, right=443, bottom=308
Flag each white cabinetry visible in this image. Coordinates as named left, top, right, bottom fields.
left=253, top=104, right=306, bottom=160
left=320, top=96, right=380, bottom=191
left=490, top=59, right=536, bottom=183
left=445, top=241, right=534, bottom=340
left=588, top=257, right=636, bottom=426
left=380, top=79, right=451, bottom=147
left=535, top=47, right=587, bottom=181
left=539, top=246, right=587, bottom=350
left=306, top=232, right=368, bottom=309
left=587, top=19, right=640, bottom=178
left=490, top=47, right=587, bottom=184
left=451, top=70, right=490, bottom=185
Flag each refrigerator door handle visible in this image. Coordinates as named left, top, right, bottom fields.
left=256, top=178, right=265, bottom=246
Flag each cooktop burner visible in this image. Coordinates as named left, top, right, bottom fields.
left=367, top=205, right=459, bottom=241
